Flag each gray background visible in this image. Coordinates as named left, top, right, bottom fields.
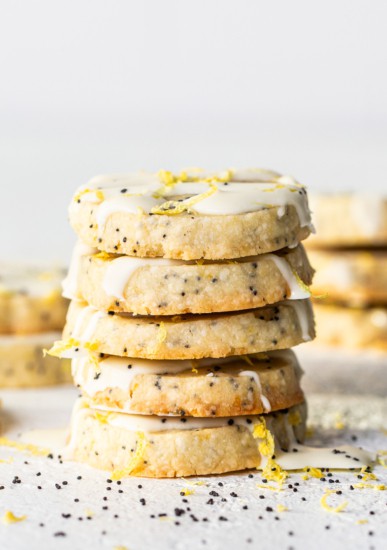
left=1, top=0, right=386, bottom=262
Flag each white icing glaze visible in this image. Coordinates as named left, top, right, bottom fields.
left=57, top=306, right=107, bottom=360
left=72, top=169, right=312, bottom=230
left=288, top=299, right=313, bottom=342
left=266, top=254, right=310, bottom=300
left=238, top=370, right=271, bottom=412
left=95, top=195, right=159, bottom=234
left=66, top=400, right=373, bottom=469
left=102, top=256, right=183, bottom=300
left=72, top=354, right=268, bottom=401
left=72, top=356, right=196, bottom=396
left=277, top=444, right=372, bottom=469
left=62, top=241, right=98, bottom=300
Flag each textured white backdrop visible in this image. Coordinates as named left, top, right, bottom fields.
left=0, top=0, right=386, bottom=262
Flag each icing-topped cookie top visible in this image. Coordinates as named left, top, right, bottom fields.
left=71, top=168, right=313, bottom=229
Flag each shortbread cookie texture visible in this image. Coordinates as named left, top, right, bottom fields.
left=69, top=169, right=313, bottom=260
left=67, top=399, right=307, bottom=477
left=72, top=244, right=313, bottom=315
left=313, top=303, right=387, bottom=351
left=309, top=249, right=387, bottom=307
left=73, top=350, right=304, bottom=417
left=308, top=193, right=387, bottom=247
left=0, top=263, right=68, bottom=334
left=0, top=333, right=71, bottom=388
left=61, top=299, right=314, bottom=360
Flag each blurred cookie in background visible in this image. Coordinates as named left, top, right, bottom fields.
left=301, top=192, right=387, bottom=395
left=308, top=193, right=387, bottom=248
left=0, top=263, right=70, bottom=387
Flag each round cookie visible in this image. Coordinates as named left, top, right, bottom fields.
left=66, top=399, right=307, bottom=477
left=71, top=244, right=313, bottom=315
left=309, top=249, right=387, bottom=307
left=308, top=193, right=387, bottom=247
left=58, top=299, right=315, bottom=360
left=73, top=350, right=304, bottom=417
left=0, top=332, right=71, bottom=388
left=313, top=303, right=387, bottom=351
left=0, top=263, right=68, bottom=335
left=69, top=169, right=313, bottom=260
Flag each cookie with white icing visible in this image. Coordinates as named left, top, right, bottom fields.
left=308, top=193, right=387, bottom=247
left=0, top=263, right=68, bottom=334
left=59, top=299, right=315, bottom=360
left=0, top=332, right=71, bottom=388
left=69, top=169, right=313, bottom=260
left=73, top=350, right=304, bottom=417
left=313, top=303, right=387, bottom=351
left=309, top=249, right=387, bottom=307
left=69, top=244, right=313, bottom=315
left=66, top=399, right=307, bottom=477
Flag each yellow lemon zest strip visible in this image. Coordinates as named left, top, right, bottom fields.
left=180, top=488, right=194, bottom=496
left=44, top=337, right=81, bottom=358
left=74, top=188, right=104, bottom=203
left=94, top=251, right=114, bottom=260
left=1, top=511, right=27, bottom=525
left=151, top=183, right=218, bottom=216
left=45, top=338, right=100, bottom=361
left=352, top=483, right=386, bottom=490
left=241, top=355, right=255, bottom=367
left=359, top=466, right=377, bottom=482
left=253, top=418, right=288, bottom=486
left=110, top=432, right=147, bottom=480
left=0, top=437, right=49, bottom=457
left=94, top=411, right=112, bottom=424
left=302, top=467, right=324, bottom=480
left=320, top=490, right=348, bottom=513
left=276, top=504, right=289, bottom=512
left=256, top=484, right=280, bottom=491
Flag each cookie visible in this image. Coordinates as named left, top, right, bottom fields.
left=66, top=399, right=307, bottom=477
left=308, top=193, right=387, bottom=247
left=313, top=303, right=387, bottom=351
left=69, top=169, right=313, bottom=260
left=69, top=244, right=313, bottom=315
left=58, top=299, right=315, bottom=360
left=73, top=349, right=304, bottom=417
left=0, top=263, right=68, bottom=334
left=309, top=249, right=387, bottom=306
left=0, top=332, right=71, bottom=388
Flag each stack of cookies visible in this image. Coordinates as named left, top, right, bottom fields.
left=307, top=193, right=387, bottom=352
left=52, top=168, right=317, bottom=478
left=0, top=263, right=70, bottom=387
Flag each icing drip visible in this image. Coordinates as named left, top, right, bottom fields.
left=266, top=254, right=310, bottom=300
left=62, top=241, right=98, bottom=300
left=238, top=370, right=271, bottom=412
left=288, top=299, right=313, bottom=342
left=102, top=256, right=183, bottom=300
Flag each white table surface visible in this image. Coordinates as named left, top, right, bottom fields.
left=0, top=386, right=386, bottom=550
